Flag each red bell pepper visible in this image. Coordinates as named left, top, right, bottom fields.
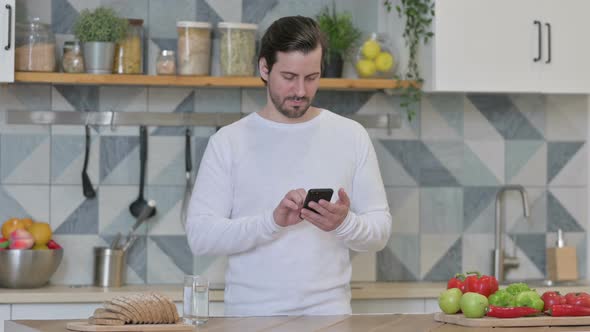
left=463, top=271, right=499, bottom=298
left=541, top=291, right=566, bottom=311
left=447, top=273, right=466, bottom=292
left=486, top=305, right=540, bottom=318
left=565, top=292, right=590, bottom=308
left=549, top=304, right=590, bottom=316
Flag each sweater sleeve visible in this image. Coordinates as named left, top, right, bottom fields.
left=332, top=128, right=392, bottom=252
left=185, top=133, right=283, bottom=256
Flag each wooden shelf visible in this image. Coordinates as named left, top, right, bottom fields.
left=14, top=72, right=415, bottom=90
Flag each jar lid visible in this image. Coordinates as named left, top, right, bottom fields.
left=177, top=21, right=212, bottom=29
left=217, top=22, right=258, bottom=30
left=160, top=50, right=175, bottom=56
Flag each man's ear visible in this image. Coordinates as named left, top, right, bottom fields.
left=259, top=58, right=269, bottom=81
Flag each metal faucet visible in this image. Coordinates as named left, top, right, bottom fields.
left=493, top=185, right=530, bottom=284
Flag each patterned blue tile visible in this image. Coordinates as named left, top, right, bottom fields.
left=547, top=191, right=584, bottom=232
left=463, top=187, right=497, bottom=232
left=0, top=187, right=30, bottom=221
left=1, top=134, right=49, bottom=184
left=100, top=136, right=139, bottom=183
left=377, top=234, right=419, bottom=281
left=126, top=235, right=147, bottom=283
left=506, top=140, right=544, bottom=183
left=420, top=188, right=463, bottom=233
left=314, top=91, right=373, bottom=115
left=51, top=135, right=84, bottom=182
left=54, top=197, right=99, bottom=234
left=547, top=142, right=584, bottom=184
left=381, top=140, right=459, bottom=186
left=101, top=0, right=149, bottom=22
left=195, top=88, right=241, bottom=113
left=150, top=235, right=193, bottom=275
left=422, top=236, right=462, bottom=281
left=462, top=144, right=501, bottom=185
left=54, top=86, right=99, bottom=111
left=509, top=233, right=546, bottom=276
left=242, top=0, right=278, bottom=24
left=153, top=92, right=195, bottom=136
left=196, top=0, right=222, bottom=24
left=51, top=0, right=78, bottom=34
left=467, top=94, right=543, bottom=140
left=149, top=0, right=196, bottom=38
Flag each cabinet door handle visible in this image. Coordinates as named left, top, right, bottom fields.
left=4, top=4, right=11, bottom=51
left=545, top=22, right=551, bottom=64
left=533, top=20, right=542, bottom=62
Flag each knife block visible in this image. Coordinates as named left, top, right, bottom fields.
left=546, top=246, right=578, bottom=281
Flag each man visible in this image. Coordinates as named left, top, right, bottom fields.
left=186, top=16, right=391, bottom=316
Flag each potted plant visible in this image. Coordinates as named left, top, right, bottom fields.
left=73, top=7, right=127, bottom=74
left=316, top=5, right=361, bottom=78
left=384, top=0, right=434, bottom=121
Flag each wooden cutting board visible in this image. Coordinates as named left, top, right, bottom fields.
left=66, top=322, right=194, bottom=332
left=434, top=312, right=590, bottom=327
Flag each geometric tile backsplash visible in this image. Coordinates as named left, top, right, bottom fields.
left=6, top=0, right=588, bottom=286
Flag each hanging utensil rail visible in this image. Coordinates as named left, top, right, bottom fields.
left=2, top=110, right=401, bottom=133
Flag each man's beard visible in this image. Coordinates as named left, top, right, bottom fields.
left=269, top=86, right=312, bottom=119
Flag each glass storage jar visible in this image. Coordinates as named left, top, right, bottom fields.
left=156, top=50, right=176, bottom=75
left=15, top=18, right=56, bottom=72
left=62, top=41, right=85, bottom=73
left=218, top=22, right=257, bottom=76
left=176, top=21, right=212, bottom=76
left=113, top=19, right=144, bottom=74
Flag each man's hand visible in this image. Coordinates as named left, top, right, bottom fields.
left=300, top=188, right=350, bottom=232
left=273, top=188, right=306, bottom=227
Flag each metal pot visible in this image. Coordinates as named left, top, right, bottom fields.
left=83, top=42, right=115, bottom=74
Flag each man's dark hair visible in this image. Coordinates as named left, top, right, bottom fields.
left=258, top=16, right=327, bottom=84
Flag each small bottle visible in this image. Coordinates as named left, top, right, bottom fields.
left=62, top=41, right=85, bottom=73
left=156, top=50, right=176, bottom=75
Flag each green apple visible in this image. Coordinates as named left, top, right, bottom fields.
left=438, top=288, right=462, bottom=314
left=460, top=292, right=488, bottom=318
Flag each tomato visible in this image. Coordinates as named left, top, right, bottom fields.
left=542, top=291, right=566, bottom=311
left=565, top=292, right=590, bottom=308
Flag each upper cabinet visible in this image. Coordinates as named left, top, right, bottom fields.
left=0, top=0, right=14, bottom=83
left=420, top=0, right=590, bottom=93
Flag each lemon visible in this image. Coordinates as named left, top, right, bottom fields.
left=361, top=40, right=381, bottom=60
left=356, top=59, right=377, bottom=78
left=33, top=243, right=49, bottom=250
left=375, top=52, right=394, bottom=72
left=27, top=222, right=52, bottom=245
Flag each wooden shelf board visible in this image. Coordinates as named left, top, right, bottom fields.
left=14, top=72, right=415, bottom=90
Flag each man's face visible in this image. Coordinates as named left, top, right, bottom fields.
left=262, top=46, right=322, bottom=119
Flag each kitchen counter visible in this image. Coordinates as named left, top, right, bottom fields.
left=1, top=282, right=589, bottom=304
left=5, top=315, right=590, bottom=332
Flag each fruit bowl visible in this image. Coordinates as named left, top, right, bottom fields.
left=0, top=248, right=63, bottom=288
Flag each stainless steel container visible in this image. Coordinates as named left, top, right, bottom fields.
left=0, top=249, right=63, bottom=288
left=94, top=247, right=126, bottom=287
left=83, top=42, right=115, bottom=74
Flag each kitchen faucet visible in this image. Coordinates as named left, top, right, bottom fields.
left=493, top=185, right=530, bottom=284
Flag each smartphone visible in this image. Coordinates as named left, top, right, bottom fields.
left=302, top=188, right=334, bottom=214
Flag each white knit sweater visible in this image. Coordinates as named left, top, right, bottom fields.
left=186, top=110, right=392, bottom=316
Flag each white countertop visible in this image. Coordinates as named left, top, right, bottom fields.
left=1, top=282, right=589, bottom=304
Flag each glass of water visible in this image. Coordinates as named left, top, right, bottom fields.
left=183, top=275, right=209, bottom=325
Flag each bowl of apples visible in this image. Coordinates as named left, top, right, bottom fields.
left=0, top=218, right=63, bottom=288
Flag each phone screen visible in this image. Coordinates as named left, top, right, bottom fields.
left=302, top=188, right=334, bottom=213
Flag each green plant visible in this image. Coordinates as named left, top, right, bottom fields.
left=316, top=5, right=361, bottom=62
left=73, top=7, right=127, bottom=43
left=384, top=0, right=434, bottom=121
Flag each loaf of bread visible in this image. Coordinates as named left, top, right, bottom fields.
left=88, top=292, right=179, bottom=325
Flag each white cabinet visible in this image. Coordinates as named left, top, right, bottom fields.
left=420, top=0, right=590, bottom=93
left=0, top=0, right=14, bottom=82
